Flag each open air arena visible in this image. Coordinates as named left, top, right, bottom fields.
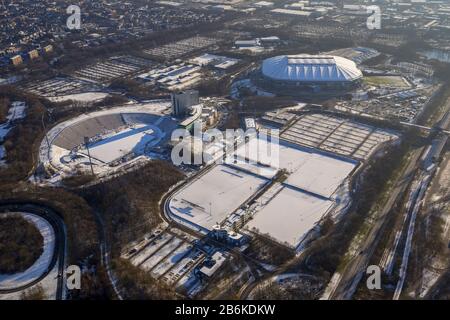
left=39, top=101, right=178, bottom=178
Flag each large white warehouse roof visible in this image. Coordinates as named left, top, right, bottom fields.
left=262, top=55, right=363, bottom=82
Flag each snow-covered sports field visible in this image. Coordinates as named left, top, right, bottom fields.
left=79, top=124, right=163, bottom=164
left=168, top=134, right=359, bottom=247
left=246, top=186, right=333, bottom=247
left=169, top=164, right=269, bottom=231
left=232, top=137, right=358, bottom=198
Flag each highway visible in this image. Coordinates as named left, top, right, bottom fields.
left=0, top=202, right=66, bottom=299
left=393, top=171, right=431, bottom=300
left=325, top=147, right=424, bottom=300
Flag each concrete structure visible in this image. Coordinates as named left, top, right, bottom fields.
left=39, top=102, right=177, bottom=176
left=171, top=90, right=199, bottom=117
left=179, top=104, right=203, bottom=131
left=196, top=252, right=226, bottom=279
left=244, top=117, right=257, bottom=131
left=209, top=225, right=248, bottom=247
left=259, top=54, right=363, bottom=95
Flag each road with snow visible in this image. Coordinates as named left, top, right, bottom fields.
left=0, top=203, right=66, bottom=299
left=325, top=147, right=424, bottom=300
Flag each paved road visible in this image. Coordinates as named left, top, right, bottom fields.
left=0, top=203, right=66, bottom=299
left=327, top=147, right=424, bottom=300
left=89, top=207, right=123, bottom=300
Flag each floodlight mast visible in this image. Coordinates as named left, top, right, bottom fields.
left=41, top=113, right=50, bottom=149
left=84, top=136, right=95, bottom=176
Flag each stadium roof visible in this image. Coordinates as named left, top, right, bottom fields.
left=262, top=55, right=363, bottom=82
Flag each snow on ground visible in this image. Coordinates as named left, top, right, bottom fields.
left=140, top=237, right=183, bottom=272
left=163, top=249, right=203, bottom=285
left=0, top=258, right=59, bottom=300
left=232, top=137, right=357, bottom=198
left=177, top=269, right=207, bottom=298
left=7, top=102, right=27, bottom=122
left=48, top=92, right=109, bottom=103
left=0, top=213, right=55, bottom=290
left=0, top=102, right=26, bottom=164
left=419, top=266, right=443, bottom=298
left=78, top=124, right=163, bottom=163
left=151, top=243, right=192, bottom=278
left=169, top=164, right=268, bottom=231
left=0, top=101, right=27, bottom=165
left=246, top=186, right=333, bottom=247
left=130, top=233, right=173, bottom=266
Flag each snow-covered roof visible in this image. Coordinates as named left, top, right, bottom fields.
left=262, top=54, right=363, bottom=82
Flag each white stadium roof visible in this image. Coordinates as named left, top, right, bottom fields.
left=262, top=55, right=363, bottom=82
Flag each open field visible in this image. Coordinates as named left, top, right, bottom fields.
left=247, top=186, right=333, bottom=247
left=169, top=164, right=269, bottom=231
left=363, top=76, right=410, bottom=88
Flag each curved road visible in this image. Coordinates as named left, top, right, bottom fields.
left=159, top=168, right=308, bottom=300
left=0, top=202, right=66, bottom=299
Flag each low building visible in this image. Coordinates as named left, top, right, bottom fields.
left=244, top=117, right=257, bottom=131
left=235, top=39, right=260, bottom=48
left=209, top=224, right=248, bottom=247
left=28, top=49, right=39, bottom=60
left=43, top=45, right=53, bottom=53
left=179, top=104, right=203, bottom=131
left=10, top=55, right=23, bottom=66
left=196, top=252, right=227, bottom=279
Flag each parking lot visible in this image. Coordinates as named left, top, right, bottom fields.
left=122, top=228, right=206, bottom=289
left=23, top=77, right=93, bottom=97
left=72, top=55, right=155, bottom=84
left=143, top=36, right=220, bottom=60
left=281, top=114, right=398, bottom=160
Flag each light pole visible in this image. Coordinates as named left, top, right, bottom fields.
left=84, top=136, right=95, bottom=176
left=41, top=113, right=50, bottom=149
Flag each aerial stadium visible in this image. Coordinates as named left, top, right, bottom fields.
left=257, top=54, right=363, bottom=96
left=39, top=102, right=178, bottom=178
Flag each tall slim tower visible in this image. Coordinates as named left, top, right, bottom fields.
left=171, top=90, right=199, bottom=117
